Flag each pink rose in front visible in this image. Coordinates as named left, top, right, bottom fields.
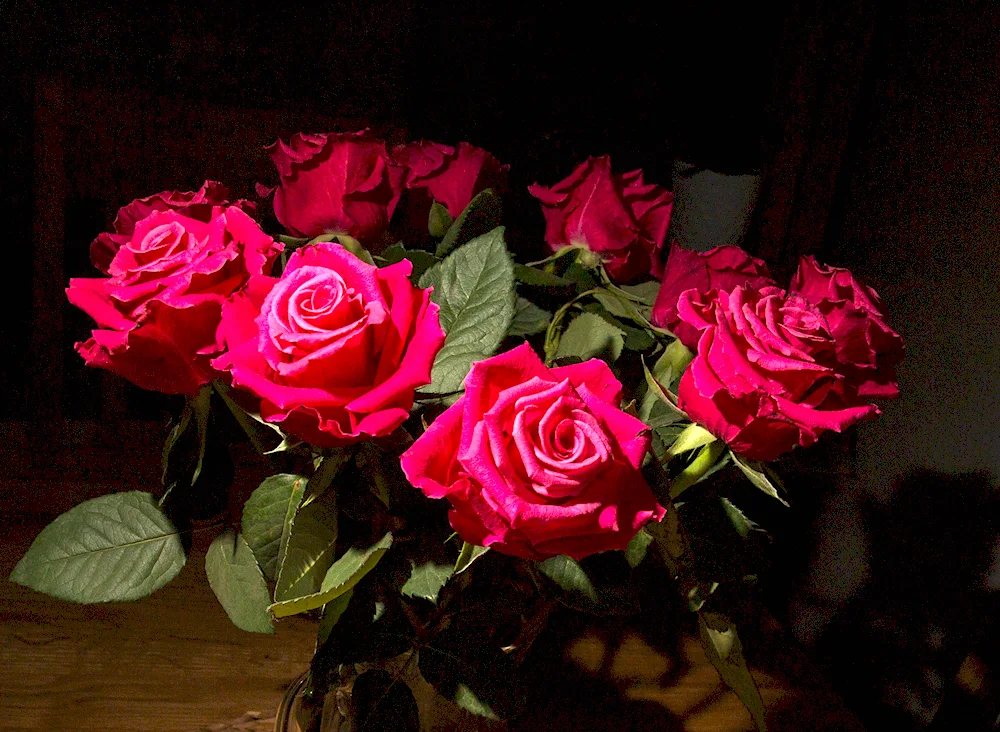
left=393, top=140, right=508, bottom=226
left=651, top=243, right=775, bottom=349
left=528, top=156, right=674, bottom=282
left=67, top=197, right=282, bottom=395
left=790, top=256, right=904, bottom=397
left=212, top=242, right=445, bottom=446
left=400, top=343, right=665, bottom=561
left=264, top=131, right=406, bottom=243
left=675, top=258, right=904, bottom=461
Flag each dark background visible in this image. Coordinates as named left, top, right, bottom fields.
left=2, top=1, right=999, bottom=728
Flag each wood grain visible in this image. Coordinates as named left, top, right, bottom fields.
left=0, top=516, right=863, bottom=732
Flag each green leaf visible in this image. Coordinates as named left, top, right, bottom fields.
left=269, top=532, right=393, bottom=618
left=618, top=281, right=662, bottom=306
left=401, top=560, right=453, bottom=603
left=274, top=482, right=339, bottom=602
left=721, top=497, right=758, bottom=538
left=241, top=473, right=307, bottom=582
left=453, top=542, right=489, bottom=574
left=436, top=189, right=502, bottom=257
left=419, top=227, right=516, bottom=395
left=555, top=312, right=625, bottom=363
left=161, top=384, right=212, bottom=488
left=661, top=338, right=694, bottom=378
left=377, top=242, right=439, bottom=283
left=592, top=289, right=654, bottom=330
left=513, top=264, right=576, bottom=288
left=212, top=380, right=285, bottom=454
left=316, top=589, right=353, bottom=646
left=508, top=297, right=552, bottom=337
left=666, top=423, right=718, bottom=459
left=731, top=452, right=790, bottom=506
left=641, top=355, right=686, bottom=417
left=308, top=233, right=376, bottom=266
left=624, top=529, right=654, bottom=569
left=455, top=684, right=500, bottom=720
left=300, top=449, right=353, bottom=508
left=9, top=491, right=186, bottom=603
left=428, top=201, right=454, bottom=238
left=536, top=555, right=598, bottom=602
left=205, top=530, right=274, bottom=634
left=669, top=440, right=727, bottom=499
left=698, top=612, right=767, bottom=732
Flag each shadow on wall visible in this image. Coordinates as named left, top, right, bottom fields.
left=784, top=468, right=1000, bottom=730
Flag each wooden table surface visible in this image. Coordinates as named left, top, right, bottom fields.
left=0, top=515, right=864, bottom=732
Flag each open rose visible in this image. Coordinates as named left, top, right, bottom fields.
left=652, top=243, right=775, bottom=349
left=675, top=258, right=904, bottom=461
left=89, top=181, right=252, bottom=274
left=393, top=140, right=508, bottom=228
left=67, top=199, right=281, bottom=395
left=212, top=242, right=444, bottom=446
left=528, top=156, right=674, bottom=282
left=263, top=131, right=406, bottom=243
left=400, top=343, right=665, bottom=560
left=790, top=256, right=904, bottom=398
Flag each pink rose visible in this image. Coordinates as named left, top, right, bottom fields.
left=790, top=256, right=904, bottom=397
left=528, top=156, right=674, bottom=282
left=651, top=243, right=776, bottom=349
left=212, top=242, right=445, bottom=446
left=393, top=140, right=508, bottom=224
left=67, top=204, right=282, bottom=395
left=676, top=276, right=902, bottom=461
left=89, top=181, right=252, bottom=274
left=263, top=131, right=406, bottom=243
left=400, top=343, right=665, bottom=561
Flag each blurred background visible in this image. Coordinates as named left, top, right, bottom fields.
left=1, top=0, right=998, bottom=728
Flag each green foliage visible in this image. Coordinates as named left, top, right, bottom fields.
left=428, top=201, right=454, bottom=238
left=455, top=684, right=500, bottom=720
left=667, top=423, right=718, bottom=459
left=401, top=560, right=453, bottom=603
left=274, top=482, right=339, bottom=602
left=513, top=264, right=575, bottom=288
left=508, top=297, right=552, bottom=337
left=731, top=453, right=789, bottom=506
left=377, top=243, right=439, bottom=283
left=536, top=555, right=598, bottom=602
left=205, top=530, right=275, bottom=634
left=555, top=312, right=625, bottom=363
left=419, top=227, right=516, bottom=395
left=721, top=497, right=758, bottom=538
left=316, top=589, right=354, bottom=646
left=241, top=473, right=307, bottom=582
left=624, top=529, right=654, bottom=569
left=312, top=233, right=375, bottom=266
left=436, top=189, right=502, bottom=257
left=698, top=612, right=767, bottom=731
left=10, top=491, right=186, bottom=603
left=617, top=280, right=662, bottom=306
left=212, top=380, right=285, bottom=454
left=668, top=441, right=728, bottom=499
left=453, top=542, right=489, bottom=574
left=270, top=532, right=393, bottom=618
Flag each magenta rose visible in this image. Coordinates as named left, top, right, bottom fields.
left=263, top=131, right=406, bottom=242
left=651, top=243, right=776, bottom=349
left=212, top=242, right=445, bottom=446
left=400, top=343, right=665, bottom=561
left=67, top=204, right=282, bottom=395
left=528, top=156, right=674, bottom=282
left=89, top=181, right=252, bottom=274
left=790, top=256, right=904, bottom=398
left=393, top=140, right=509, bottom=224
left=675, top=275, right=902, bottom=461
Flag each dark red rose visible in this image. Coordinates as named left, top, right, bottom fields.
left=528, top=156, right=674, bottom=282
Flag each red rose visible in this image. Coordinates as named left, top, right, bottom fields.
left=67, top=203, right=282, bottom=395
left=790, top=256, right=904, bottom=397
left=89, top=181, right=252, bottom=274
left=528, top=156, right=674, bottom=282
left=393, top=140, right=508, bottom=223
left=400, top=343, right=665, bottom=560
left=212, top=242, right=445, bottom=446
left=651, top=243, right=776, bottom=349
left=676, top=275, right=902, bottom=461
left=264, top=131, right=406, bottom=242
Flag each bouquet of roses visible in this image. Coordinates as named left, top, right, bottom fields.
left=12, top=130, right=903, bottom=731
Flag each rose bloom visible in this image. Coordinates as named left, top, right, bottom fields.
left=675, top=258, right=904, bottom=461
left=652, top=243, right=775, bottom=349
left=393, top=140, right=508, bottom=224
left=212, top=242, right=445, bottom=446
left=400, top=343, right=665, bottom=561
left=264, top=131, right=406, bottom=242
left=528, top=156, right=674, bottom=282
left=67, top=186, right=281, bottom=395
